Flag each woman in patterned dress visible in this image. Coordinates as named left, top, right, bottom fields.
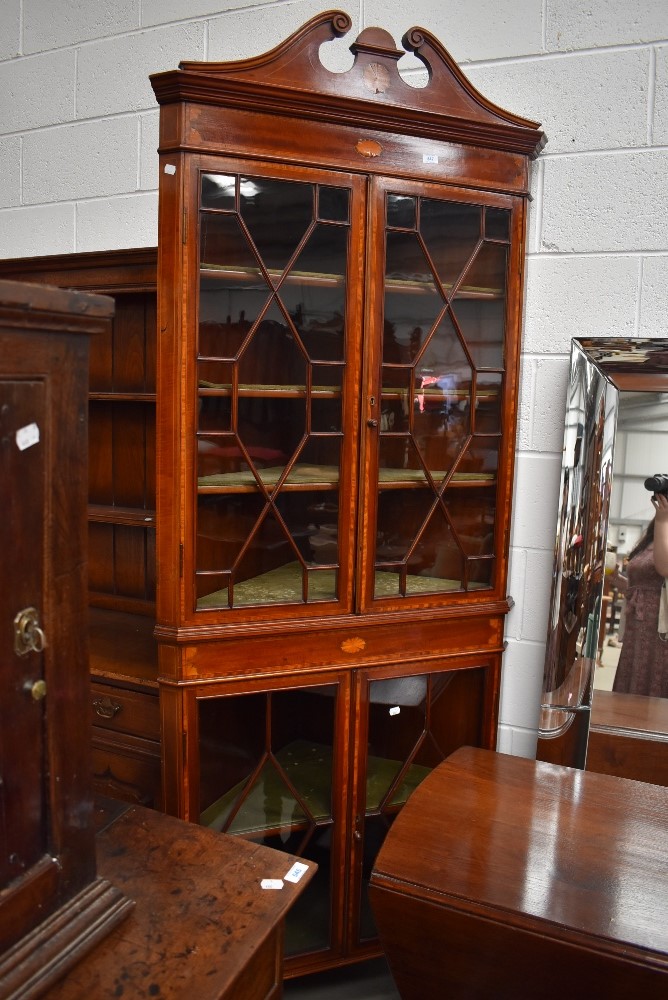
left=612, top=492, right=668, bottom=697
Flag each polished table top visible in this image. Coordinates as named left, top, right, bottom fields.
left=372, top=746, right=668, bottom=962
left=46, top=799, right=315, bottom=998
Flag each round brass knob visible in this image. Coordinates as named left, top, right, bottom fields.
left=28, top=679, right=47, bottom=701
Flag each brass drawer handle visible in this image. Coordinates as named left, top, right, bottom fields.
left=93, top=696, right=122, bottom=720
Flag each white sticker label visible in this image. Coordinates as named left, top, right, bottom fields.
left=284, top=862, right=309, bottom=884
left=389, top=706, right=401, bottom=716
left=422, top=153, right=439, bottom=164
left=164, top=164, right=177, bottom=175
left=16, top=423, right=40, bottom=451
left=261, top=878, right=284, bottom=890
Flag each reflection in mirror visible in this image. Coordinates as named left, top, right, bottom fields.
left=537, top=338, right=668, bottom=778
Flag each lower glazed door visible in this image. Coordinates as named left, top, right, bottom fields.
left=188, top=670, right=351, bottom=971
left=348, top=656, right=499, bottom=955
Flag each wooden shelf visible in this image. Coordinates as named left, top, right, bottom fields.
left=381, top=387, right=500, bottom=401
left=198, top=384, right=495, bottom=401
left=200, top=265, right=502, bottom=299
left=198, top=464, right=339, bottom=492
left=201, top=740, right=431, bottom=836
left=200, top=265, right=345, bottom=289
left=88, top=504, right=155, bottom=526
left=385, top=277, right=503, bottom=299
left=197, top=465, right=494, bottom=493
left=196, top=562, right=482, bottom=609
left=198, top=381, right=340, bottom=397
left=90, top=392, right=156, bottom=402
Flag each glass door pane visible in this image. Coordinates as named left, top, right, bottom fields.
left=198, top=682, right=341, bottom=958
left=371, top=189, right=511, bottom=601
left=195, top=171, right=354, bottom=611
left=355, top=666, right=487, bottom=946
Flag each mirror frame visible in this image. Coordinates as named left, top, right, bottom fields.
left=536, top=337, right=668, bottom=770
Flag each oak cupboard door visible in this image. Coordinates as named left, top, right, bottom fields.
left=0, top=253, right=162, bottom=811
left=0, top=281, right=132, bottom=996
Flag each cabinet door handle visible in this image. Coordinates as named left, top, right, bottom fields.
left=367, top=419, right=378, bottom=428
left=13, top=607, right=47, bottom=656
left=93, top=696, right=122, bottom=719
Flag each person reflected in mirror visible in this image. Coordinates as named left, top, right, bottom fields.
left=611, top=493, right=668, bottom=697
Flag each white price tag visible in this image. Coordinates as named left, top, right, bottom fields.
left=16, top=423, right=40, bottom=451
left=284, top=862, right=309, bottom=884
left=261, top=878, right=284, bottom=890
left=422, top=153, right=439, bottom=164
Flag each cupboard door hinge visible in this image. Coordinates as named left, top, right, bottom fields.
left=179, top=543, right=184, bottom=577
left=182, top=208, right=187, bottom=243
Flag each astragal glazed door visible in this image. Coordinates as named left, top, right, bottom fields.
left=358, top=177, right=519, bottom=613
left=187, top=159, right=366, bottom=624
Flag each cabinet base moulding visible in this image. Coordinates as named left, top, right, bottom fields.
left=0, top=880, right=134, bottom=1000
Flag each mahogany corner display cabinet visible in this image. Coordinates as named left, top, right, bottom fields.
left=148, top=10, right=545, bottom=975
left=0, top=10, right=545, bottom=978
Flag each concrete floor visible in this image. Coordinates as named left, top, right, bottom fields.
left=283, top=958, right=401, bottom=999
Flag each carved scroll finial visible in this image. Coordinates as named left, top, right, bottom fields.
left=330, top=9, right=353, bottom=37
left=402, top=24, right=543, bottom=135
left=178, top=9, right=352, bottom=74
left=403, top=27, right=427, bottom=50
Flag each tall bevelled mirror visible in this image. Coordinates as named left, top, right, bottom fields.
left=537, top=338, right=668, bottom=779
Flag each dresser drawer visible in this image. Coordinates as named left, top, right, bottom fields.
left=90, top=682, right=160, bottom=741
left=92, top=732, right=162, bottom=809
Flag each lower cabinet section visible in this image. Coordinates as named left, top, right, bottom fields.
left=164, top=653, right=498, bottom=975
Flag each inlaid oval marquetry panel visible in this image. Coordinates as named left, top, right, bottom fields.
left=356, top=139, right=383, bottom=158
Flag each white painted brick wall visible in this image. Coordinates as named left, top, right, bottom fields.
left=0, top=137, right=21, bottom=208
left=467, top=49, right=651, bottom=153
left=0, top=50, right=75, bottom=132
left=1, top=0, right=667, bottom=757
left=656, top=45, right=668, bottom=140
left=640, top=256, right=668, bottom=335
left=23, top=118, right=139, bottom=204
left=23, top=0, right=139, bottom=54
left=208, top=0, right=360, bottom=64
left=76, top=23, right=206, bottom=118
left=0, top=1, right=21, bottom=61
left=542, top=151, right=668, bottom=252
